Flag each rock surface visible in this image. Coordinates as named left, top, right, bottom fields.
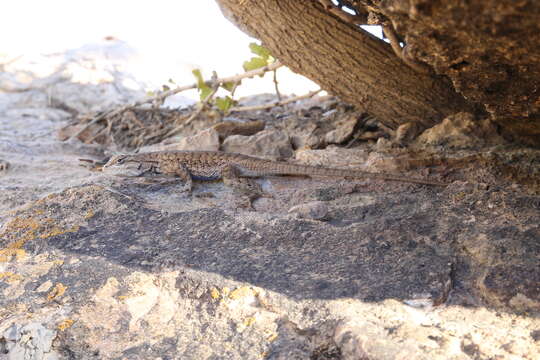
left=416, top=112, right=505, bottom=148
left=0, top=45, right=539, bottom=360
left=222, top=129, right=293, bottom=160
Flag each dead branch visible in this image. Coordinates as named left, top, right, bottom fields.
left=229, top=89, right=323, bottom=112
left=165, top=77, right=221, bottom=138
left=69, top=60, right=283, bottom=140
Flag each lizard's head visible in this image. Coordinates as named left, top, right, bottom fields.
left=102, top=154, right=149, bottom=177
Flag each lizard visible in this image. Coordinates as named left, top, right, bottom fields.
left=102, top=150, right=448, bottom=200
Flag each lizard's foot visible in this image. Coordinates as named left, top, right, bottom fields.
left=234, top=196, right=255, bottom=210
left=225, top=177, right=265, bottom=200
left=178, top=181, right=193, bottom=193
left=194, top=192, right=215, bottom=199
left=0, top=160, right=9, bottom=172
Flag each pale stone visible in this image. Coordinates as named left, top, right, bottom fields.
left=288, top=201, right=329, bottom=220
left=416, top=112, right=505, bottom=148
left=325, top=113, right=359, bottom=144
left=35, top=280, right=53, bottom=293
left=222, top=129, right=293, bottom=159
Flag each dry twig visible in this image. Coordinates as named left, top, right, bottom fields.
left=229, top=89, right=323, bottom=112
left=69, top=60, right=283, bottom=140
left=165, top=78, right=220, bottom=138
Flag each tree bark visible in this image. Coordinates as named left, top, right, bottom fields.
left=362, top=0, right=540, bottom=146
left=216, top=0, right=474, bottom=130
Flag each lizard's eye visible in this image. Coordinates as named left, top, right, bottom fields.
left=115, top=156, right=125, bottom=164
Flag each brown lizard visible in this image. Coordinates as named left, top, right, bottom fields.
left=102, top=150, right=448, bottom=199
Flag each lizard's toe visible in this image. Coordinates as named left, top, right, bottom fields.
left=0, top=160, right=10, bottom=172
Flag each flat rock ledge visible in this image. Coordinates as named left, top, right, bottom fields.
left=1, top=181, right=538, bottom=359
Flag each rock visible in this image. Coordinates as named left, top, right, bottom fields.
left=2, top=323, right=59, bottom=360
left=176, top=128, right=220, bottom=151
left=288, top=201, right=329, bottom=220
left=289, top=122, right=322, bottom=150
left=49, top=81, right=144, bottom=115
left=211, top=119, right=265, bottom=141
left=416, top=112, right=505, bottom=148
left=376, top=137, right=394, bottom=151
left=0, top=91, right=49, bottom=114
left=324, top=112, right=359, bottom=144
left=235, top=93, right=277, bottom=107
left=222, top=129, right=293, bottom=159
left=140, top=128, right=220, bottom=152
left=5, top=108, right=71, bottom=122
left=295, top=147, right=369, bottom=168
left=395, top=122, right=422, bottom=144
left=355, top=130, right=385, bottom=141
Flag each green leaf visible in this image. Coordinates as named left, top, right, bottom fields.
left=200, top=87, right=213, bottom=101
left=221, top=81, right=236, bottom=92
left=249, top=43, right=271, bottom=60
left=215, top=96, right=235, bottom=112
left=192, top=69, right=213, bottom=101
left=243, top=57, right=268, bottom=72
left=192, top=69, right=205, bottom=88
left=168, top=78, right=176, bottom=84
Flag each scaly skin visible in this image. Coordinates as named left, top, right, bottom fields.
left=102, top=150, right=449, bottom=188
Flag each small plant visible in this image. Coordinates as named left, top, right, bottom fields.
left=69, top=42, right=320, bottom=142
left=191, top=42, right=277, bottom=113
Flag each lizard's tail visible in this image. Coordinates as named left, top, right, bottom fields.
left=262, top=161, right=449, bottom=187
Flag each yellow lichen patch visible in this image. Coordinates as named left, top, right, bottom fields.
left=39, top=225, right=79, bottom=239
left=267, top=333, right=278, bottom=342
left=53, top=259, right=64, bottom=266
left=84, top=210, right=95, bottom=219
left=0, top=216, right=41, bottom=262
left=0, top=248, right=27, bottom=262
left=0, top=272, right=23, bottom=283
left=57, top=319, right=74, bottom=331
left=0, top=236, right=32, bottom=262
left=229, top=286, right=257, bottom=300
left=243, top=317, right=256, bottom=327
left=1, top=216, right=41, bottom=242
left=210, top=287, right=220, bottom=300
left=47, top=283, right=67, bottom=301
left=0, top=212, right=81, bottom=262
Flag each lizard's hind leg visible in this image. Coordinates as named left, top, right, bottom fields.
left=221, top=164, right=267, bottom=206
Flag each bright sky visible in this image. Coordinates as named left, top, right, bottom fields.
left=3, top=1, right=254, bottom=70
left=2, top=1, right=382, bottom=99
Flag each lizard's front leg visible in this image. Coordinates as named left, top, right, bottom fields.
left=139, top=163, right=193, bottom=192
left=173, top=163, right=193, bottom=193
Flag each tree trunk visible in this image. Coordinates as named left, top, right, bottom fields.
left=362, top=0, right=540, bottom=146
left=216, top=0, right=474, bottom=130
